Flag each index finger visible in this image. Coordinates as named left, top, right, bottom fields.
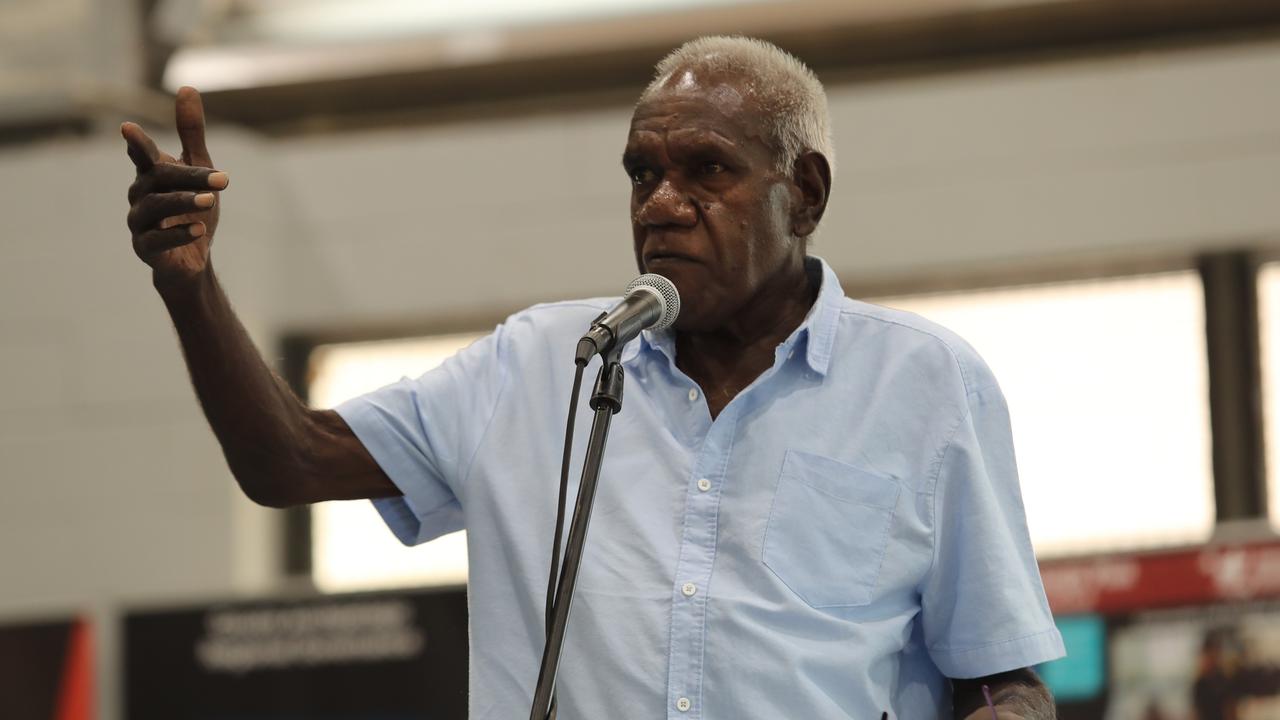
left=150, top=163, right=230, bottom=192
left=121, top=122, right=162, bottom=172
left=175, top=87, right=213, bottom=168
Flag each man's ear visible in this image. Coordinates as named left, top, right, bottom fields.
left=789, top=151, right=831, bottom=239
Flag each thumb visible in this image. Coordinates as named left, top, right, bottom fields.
left=175, top=86, right=213, bottom=168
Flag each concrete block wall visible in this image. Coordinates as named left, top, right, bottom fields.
left=268, top=37, right=1280, bottom=336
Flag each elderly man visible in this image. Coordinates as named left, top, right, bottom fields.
left=123, top=36, right=1063, bottom=719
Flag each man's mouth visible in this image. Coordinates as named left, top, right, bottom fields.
left=644, top=252, right=697, bottom=267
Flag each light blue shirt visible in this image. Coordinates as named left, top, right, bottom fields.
left=335, top=256, right=1064, bottom=719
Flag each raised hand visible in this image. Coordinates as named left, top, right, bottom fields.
left=123, top=86, right=229, bottom=291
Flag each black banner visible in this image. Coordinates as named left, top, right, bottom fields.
left=124, top=587, right=467, bottom=720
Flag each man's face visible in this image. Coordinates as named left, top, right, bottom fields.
left=624, top=71, right=802, bottom=332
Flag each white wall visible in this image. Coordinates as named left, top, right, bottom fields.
left=1, top=35, right=1279, bottom=719
left=270, top=37, right=1280, bottom=333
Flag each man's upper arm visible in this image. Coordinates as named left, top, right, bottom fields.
left=920, top=382, right=1065, bottom=678
left=330, top=326, right=509, bottom=545
left=302, top=407, right=402, bottom=502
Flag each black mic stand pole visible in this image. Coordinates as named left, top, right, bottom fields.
left=528, top=349, right=625, bottom=720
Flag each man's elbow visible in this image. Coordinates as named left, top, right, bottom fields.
left=225, top=451, right=317, bottom=508
left=234, top=475, right=294, bottom=508
left=222, top=410, right=391, bottom=507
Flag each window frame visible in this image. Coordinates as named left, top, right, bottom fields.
left=278, top=314, right=509, bottom=581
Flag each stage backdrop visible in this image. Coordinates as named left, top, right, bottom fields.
left=124, top=587, right=467, bottom=720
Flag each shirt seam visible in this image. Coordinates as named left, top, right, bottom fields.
left=965, top=383, right=1001, bottom=399
left=924, top=402, right=973, bottom=586
left=359, top=407, right=452, bottom=513
left=838, top=306, right=975, bottom=394
left=787, top=467, right=899, bottom=510
left=929, top=626, right=1060, bottom=656
left=457, top=324, right=512, bottom=491
left=521, top=298, right=616, bottom=314
left=409, top=496, right=461, bottom=526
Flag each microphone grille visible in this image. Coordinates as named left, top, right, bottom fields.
left=626, top=273, right=681, bottom=330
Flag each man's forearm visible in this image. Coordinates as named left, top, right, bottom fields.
left=954, top=669, right=1056, bottom=720
left=961, top=684, right=1055, bottom=720
left=159, top=267, right=319, bottom=506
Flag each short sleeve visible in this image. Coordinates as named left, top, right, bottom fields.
left=920, top=383, right=1065, bottom=678
left=333, top=326, right=507, bottom=546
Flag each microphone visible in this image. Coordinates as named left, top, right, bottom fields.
left=575, top=274, right=680, bottom=364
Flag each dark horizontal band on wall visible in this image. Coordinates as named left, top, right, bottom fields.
left=176, top=0, right=1280, bottom=135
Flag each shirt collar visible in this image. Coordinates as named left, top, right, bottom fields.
left=620, top=323, right=668, bottom=365
left=798, top=255, right=844, bottom=376
left=620, top=255, right=844, bottom=376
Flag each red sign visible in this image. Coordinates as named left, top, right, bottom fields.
left=1040, top=537, right=1280, bottom=614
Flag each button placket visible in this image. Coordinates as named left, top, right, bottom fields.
left=665, top=411, right=738, bottom=720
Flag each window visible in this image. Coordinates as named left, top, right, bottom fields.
left=1260, top=263, right=1280, bottom=530
left=304, top=271, right=1216, bottom=588
left=307, top=332, right=484, bottom=592
left=873, top=272, right=1214, bottom=557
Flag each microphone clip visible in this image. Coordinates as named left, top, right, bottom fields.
left=574, top=312, right=610, bottom=366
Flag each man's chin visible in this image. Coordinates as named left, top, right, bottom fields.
left=641, top=263, right=701, bottom=303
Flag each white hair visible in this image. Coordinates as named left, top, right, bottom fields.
left=640, top=36, right=835, bottom=176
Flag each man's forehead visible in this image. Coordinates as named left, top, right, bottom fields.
left=661, top=67, right=751, bottom=107
left=651, top=65, right=757, bottom=104
left=629, top=70, right=765, bottom=138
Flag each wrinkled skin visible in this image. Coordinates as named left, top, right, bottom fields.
left=122, top=87, right=229, bottom=292
left=624, top=69, right=1055, bottom=720
left=121, top=79, right=1056, bottom=720
left=623, top=68, right=830, bottom=416
left=120, top=88, right=398, bottom=508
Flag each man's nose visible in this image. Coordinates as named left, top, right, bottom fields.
left=635, top=178, right=697, bottom=227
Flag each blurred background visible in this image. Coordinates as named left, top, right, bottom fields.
left=3, top=0, right=1280, bottom=718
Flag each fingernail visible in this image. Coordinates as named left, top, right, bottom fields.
left=208, top=172, right=229, bottom=189
left=194, top=193, right=215, bottom=208
left=189, top=223, right=206, bottom=237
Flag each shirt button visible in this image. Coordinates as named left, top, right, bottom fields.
left=681, top=582, right=697, bottom=597
left=687, top=388, right=699, bottom=402
left=697, top=478, right=712, bottom=492
left=676, top=697, right=691, bottom=712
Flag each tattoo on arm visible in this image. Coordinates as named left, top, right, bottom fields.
left=952, top=669, right=1056, bottom=720
left=985, top=679, right=1055, bottom=720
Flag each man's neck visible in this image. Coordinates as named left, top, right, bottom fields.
left=675, top=257, right=819, bottom=416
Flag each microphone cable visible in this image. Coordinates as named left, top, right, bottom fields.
left=541, top=355, right=588, bottom=719
left=536, top=274, right=676, bottom=717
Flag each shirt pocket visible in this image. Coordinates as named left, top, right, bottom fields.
left=762, top=449, right=902, bottom=609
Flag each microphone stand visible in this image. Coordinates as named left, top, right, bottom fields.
left=528, top=348, right=625, bottom=720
